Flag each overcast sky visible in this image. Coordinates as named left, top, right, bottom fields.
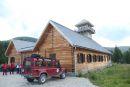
left=0, top=0, right=130, bottom=47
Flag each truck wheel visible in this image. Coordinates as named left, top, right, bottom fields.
left=60, top=72, right=66, bottom=79
left=27, top=78, right=34, bottom=82
left=38, top=74, right=46, bottom=84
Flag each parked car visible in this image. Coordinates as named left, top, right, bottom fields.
left=23, top=54, right=66, bottom=84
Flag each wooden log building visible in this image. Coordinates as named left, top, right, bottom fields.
left=33, top=20, right=111, bottom=74
left=5, top=40, right=35, bottom=64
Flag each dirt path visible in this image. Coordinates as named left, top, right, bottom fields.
left=0, top=72, right=98, bottom=87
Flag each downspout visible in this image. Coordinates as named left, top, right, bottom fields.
left=20, top=52, right=23, bottom=64
left=73, top=45, right=77, bottom=76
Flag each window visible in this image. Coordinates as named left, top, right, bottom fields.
left=49, top=53, right=56, bottom=59
left=77, top=53, right=85, bottom=63
left=98, top=56, right=102, bottom=62
left=48, top=61, right=53, bottom=67
left=53, top=61, right=61, bottom=68
left=41, top=61, right=46, bottom=66
left=101, top=56, right=103, bottom=62
left=36, top=60, right=42, bottom=66
left=25, top=61, right=31, bottom=66
left=93, top=55, right=96, bottom=62
left=97, top=56, right=100, bottom=62
left=97, top=56, right=103, bottom=62
left=87, top=54, right=92, bottom=63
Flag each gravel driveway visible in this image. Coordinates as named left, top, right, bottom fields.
left=0, top=72, right=98, bottom=87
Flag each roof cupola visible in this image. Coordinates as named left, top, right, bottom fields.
left=75, top=19, right=95, bottom=38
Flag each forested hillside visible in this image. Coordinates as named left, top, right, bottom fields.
left=106, top=46, right=130, bottom=53
left=110, top=46, right=130, bottom=64
left=0, top=37, right=37, bottom=64
left=0, top=40, right=9, bottom=64
left=13, top=36, right=37, bottom=42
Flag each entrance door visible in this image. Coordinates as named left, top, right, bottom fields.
left=10, top=57, right=15, bottom=63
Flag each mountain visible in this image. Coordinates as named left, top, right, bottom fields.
left=105, top=46, right=130, bottom=53
left=13, top=36, right=37, bottom=42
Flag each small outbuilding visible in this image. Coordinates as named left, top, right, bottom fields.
left=5, top=40, right=35, bottom=64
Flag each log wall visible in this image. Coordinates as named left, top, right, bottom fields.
left=7, top=43, right=34, bottom=65
left=75, top=48, right=111, bottom=73
left=38, top=25, right=74, bottom=71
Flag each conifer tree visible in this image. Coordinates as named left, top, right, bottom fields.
left=112, top=46, right=123, bottom=63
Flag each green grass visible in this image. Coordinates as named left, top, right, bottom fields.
left=81, top=64, right=130, bottom=87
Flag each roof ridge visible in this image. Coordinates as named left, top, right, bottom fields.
left=50, top=20, right=91, bottom=39
left=12, top=39, right=35, bottom=43
left=50, top=20, right=95, bottom=40
left=50, top=20, right=75, bottom=32
left=49, top=20, right=110, bottom=54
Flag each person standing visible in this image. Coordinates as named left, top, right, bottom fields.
left=8, top=64, right=11, bottom=74
left=2, top=63, right=8, bottom=75
left=16, top=64, right=19, bottom=74
left=10, top=63, right=15, bottom=74
left=19, top=64, right=22, bottom=74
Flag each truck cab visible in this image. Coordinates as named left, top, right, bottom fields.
left=23, top=54, right=66, bottom=84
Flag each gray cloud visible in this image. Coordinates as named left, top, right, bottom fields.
left=96, top=25, right=130, bottom=41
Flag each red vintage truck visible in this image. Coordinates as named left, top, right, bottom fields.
left=22, top=54, right=66, bottom=84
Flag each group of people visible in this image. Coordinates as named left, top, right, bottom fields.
left=1, top=63, right=22, bottom=75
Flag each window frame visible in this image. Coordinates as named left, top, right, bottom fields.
left=77, top=53, right=85, bottom=64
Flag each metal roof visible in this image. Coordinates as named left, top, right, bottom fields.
left=50, top=20, right=111, bottom=54
left=75, top=19, right=94, bottom=27
left=12, top=39, right=35, bottom=52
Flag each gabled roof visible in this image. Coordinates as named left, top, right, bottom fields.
left=34, top=20, right=111, bottom=54
left=5, top=40, right=35, bottom=56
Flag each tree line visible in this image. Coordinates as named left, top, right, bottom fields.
left=0, top=41, right=9, bottom=64
left=112, top=46, right=130, bottom=64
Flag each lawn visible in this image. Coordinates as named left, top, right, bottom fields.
left=81, top=64, right=130, bottom=87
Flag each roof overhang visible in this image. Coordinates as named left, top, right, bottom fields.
left=74, top=45, right=112, bottom=55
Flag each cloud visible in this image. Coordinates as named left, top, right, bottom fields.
left=118, top=36, right=130, bottom=46
left=0, top=17, right=11, bottom=40
left=0, top=0, right=130, bottom=47
left=95, top=25, right=130, bottom=41
left=93, top=34, right=130, bottom=47
left=0, top=17, right=25, bottom=40
left=93, top=36, right=116, bottom=47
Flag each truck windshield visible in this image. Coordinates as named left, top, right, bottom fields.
left=35, top=60, right=46, bottom=67
left=25, top=61, right=31, bottom=66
